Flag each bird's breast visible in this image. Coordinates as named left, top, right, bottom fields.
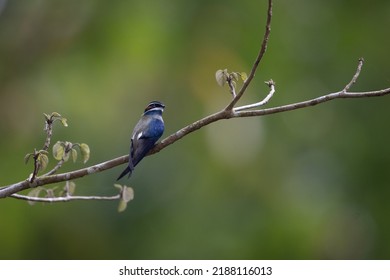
left=151, top=118, right=164, bottom=136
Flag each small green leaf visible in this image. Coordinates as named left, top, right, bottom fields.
left=215, top=69, right=228, bottom=87
left=38, top=153, right=49, bottom=171
left=51, top=112, right=61, bottom=118
left=43, top=113, right=50, bottom=121
left=114, top=184, right=123, bottom=192
left=231, top=72, right=239, bottom=81
left=115, top=184, right=134, bottom=212
left=61, top=118, right=68, bottom=127
left=38, top=150, right=49, bottom=155
left=71, top=148, right=78, bottom=163
left=117, top=199, right=128, bottom=212
left=240, top=72, right=248, bottom=81
left=122, top=186, right=134, bottom=203
left=53, top=142, right=64, bottom=160
left=79, top=143, right=90, bottom=164
left=24, top=153, right=33, bottom=165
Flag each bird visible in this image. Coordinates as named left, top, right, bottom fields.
left=117, top=101, right=165, bottom=180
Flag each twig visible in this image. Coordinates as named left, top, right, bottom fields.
left=28, top=113, right=66, bottom=183
left=42, top=159, right=65, bottom=176
left=343, top=58, right=364, bottom=93
left=234, top=88, right=390, bottom=118
left=30, top=150, right=40, bottom=183
left=43, top=118, right=54, bottom=151
left=234, top=80, right=275, bottom=112
left=225, top=0, right=273, bottom=111
left=11, top=193, right=120, bottom=202
left=227, top=78, right=237, bottom=98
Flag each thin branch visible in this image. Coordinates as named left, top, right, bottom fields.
left=227, top=78, right=237, bottom=98
left=233, top=88, right=390, bottom=118
left=343, top=58, right=364, bottom=92
left=42, top=159, right=65, bottom=176
left=28, top=113, right=67, bottom=183
left=42, top=118, right=53, bottom=151
left=30, top=150, right=40, bottom=183
left=11, top=193, right=120, bottom=202
left=225, top=0, right=273, bottom=111
left=234, top=80, right=276, bottom=112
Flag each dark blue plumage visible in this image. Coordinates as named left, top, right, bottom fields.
left=117, top=101, right=165, bottom=180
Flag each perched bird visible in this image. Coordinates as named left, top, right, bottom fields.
left=117, top=101, right=165, bottom=180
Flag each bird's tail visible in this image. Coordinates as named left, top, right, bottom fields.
left=117, top=165, right=133, bottom=181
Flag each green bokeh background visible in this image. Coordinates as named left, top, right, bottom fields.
left=0, top=0, right=389, bottom=259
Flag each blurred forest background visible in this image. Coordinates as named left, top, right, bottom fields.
left=0, top=0, right=389, bottom=259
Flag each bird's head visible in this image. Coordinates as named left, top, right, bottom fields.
left=143, top=101, right=165, bottom=115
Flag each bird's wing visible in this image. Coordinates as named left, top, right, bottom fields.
left=131, top=137, right=159, bottom=167
left=130, top=117, right=164, bottom=167
left=128, top=139, right=135, bottom=170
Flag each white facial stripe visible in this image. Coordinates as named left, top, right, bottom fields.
left=136, top=132, right=143, bottom=140
left=147, top=107, right=164, bottom=113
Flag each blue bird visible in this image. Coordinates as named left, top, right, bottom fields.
left=117, top=101, right=165, bottom=180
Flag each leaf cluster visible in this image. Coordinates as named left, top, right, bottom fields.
left=215, top=69, right=247, bottom=88
left=24, top=113, right=90, bottom=179
left=27, top=181, right=76, bottom=205
left=53, top=141, right=90, bottom=164
left=114, top=184, right=134, bottom=212
left=24, top=150, right=47, bottom=172
left=43, top=112, right=68, bottom=130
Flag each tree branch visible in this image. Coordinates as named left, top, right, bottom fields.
left=42, top=158, right=65, bottom=176
left=225, top=0, right=273, bottom=111
left=233, top=87, right=390, bottom=118
left=1, top=0, right=389, bottom=204
left=0, top=155, right=128, bottom=198
left=232, top=57, right=390, bottom=117
left=343, top=57, right=364, bottom=92
left=2, top=64, right=388, bottom=200
left=11, top=193, right=120, bottom=202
